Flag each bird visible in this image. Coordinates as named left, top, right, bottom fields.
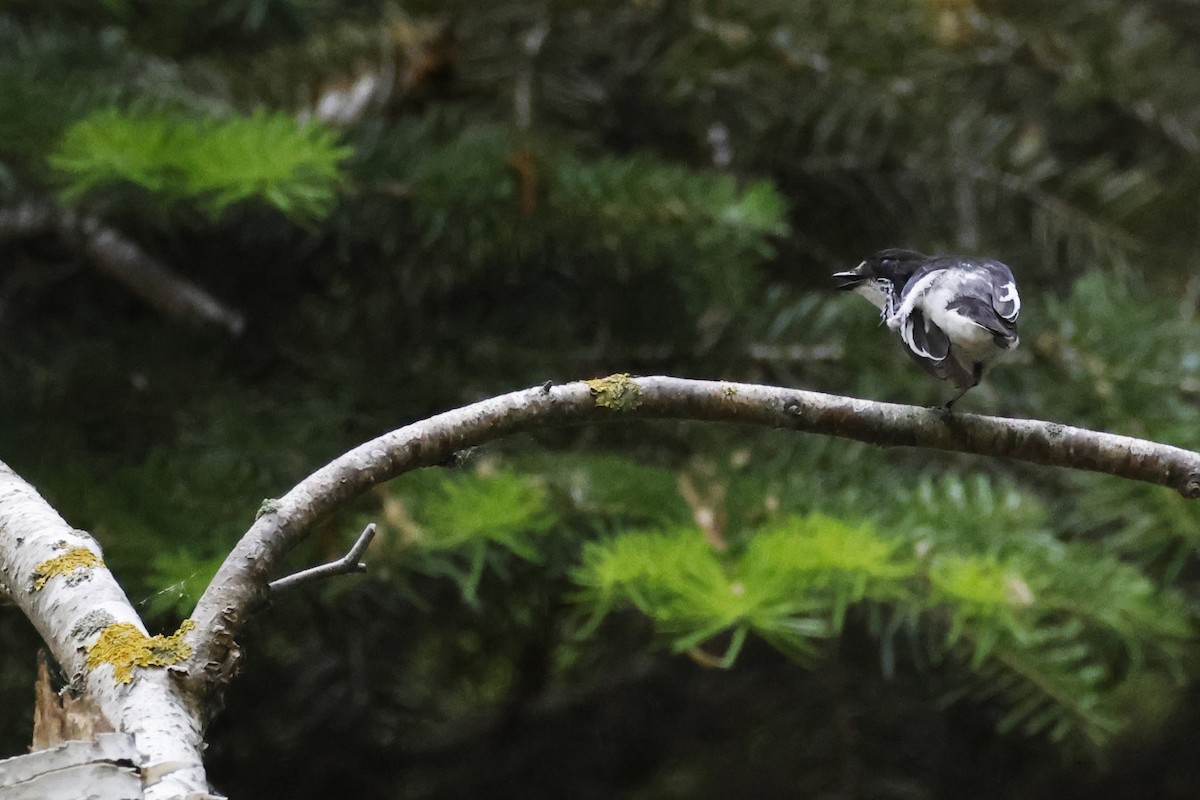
left=832, top=248, right=1021, bottom=412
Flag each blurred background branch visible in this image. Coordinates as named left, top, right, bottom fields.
left=0, top=201, right=244, bottom=333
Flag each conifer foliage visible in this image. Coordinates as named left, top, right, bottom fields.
left=3, top=1, right=1200, bottom=797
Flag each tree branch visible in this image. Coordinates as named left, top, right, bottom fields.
left=0, top=201, right=245, bottom=334
left=268, top=523, right=376, bottom=592
left=78, top=218, right=246, bottom=335
left=183, top=375, right=1200, bottom=698
left=0, top=461, right=215, bottom=799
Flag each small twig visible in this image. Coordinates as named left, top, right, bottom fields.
left=268, top=523, right=377, bottom=592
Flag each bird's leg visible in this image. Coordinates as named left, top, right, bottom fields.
left=938, top=364, right=985, bottom=417
left=939, top=386, right=971, bottom=416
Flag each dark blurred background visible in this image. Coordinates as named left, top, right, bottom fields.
left=3, top=1, right=1200, bottom=797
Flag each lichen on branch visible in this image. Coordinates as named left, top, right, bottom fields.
left=186, top=376, right=1200, bottom=696
left=86, top=620, right=196, bottom=685
left=32, top=546, right=104, bottom=591
left=586, top=373, right=642, bottom=410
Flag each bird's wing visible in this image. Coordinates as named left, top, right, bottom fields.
left=893, top=260, right=1010, bottom=389
left=899, top=258, right=1019, bottom=316
left=893, top=265, right=956, bottom=375
left=946, top=296, right=1018, bottom=346
left=983, top=261, right=1020, bottom=322
left=947, top=262, right=1020, bottom=346
left=901, top=259, right=1020, bottom=345
left=898, top=311, right=976, bottom=389
left=899, top=306, right=950, bottom=361
left=896, top=261, right=949, bottom=304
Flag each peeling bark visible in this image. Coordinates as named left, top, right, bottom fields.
left=0, top=734, right=141, bottom=800
left=0, top=462, right=216, bottom=800
left=32, top=652, right=113, bottom=750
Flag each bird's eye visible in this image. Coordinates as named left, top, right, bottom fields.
left=880, top=258, right=893, bottom=268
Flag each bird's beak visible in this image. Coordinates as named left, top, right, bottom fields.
left=832, top=262, right=867, bottom=290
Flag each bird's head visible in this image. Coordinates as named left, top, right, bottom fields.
left=832, top=248, right=927, bottom=312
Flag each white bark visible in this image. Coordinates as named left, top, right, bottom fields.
left=0, top=734, right=140, bottom=799
left=0, top=462, right=215, bottom=799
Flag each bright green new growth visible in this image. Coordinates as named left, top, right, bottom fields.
left=568, top=493, right=1189, bottom=752
left=372, top=470, right=555, bottom=605
left=362, top=458, right=1191, bottom=753
left=927, top=553, right=1034, bottom=675
left=575, top=515, right=915, bottom=664
left=50, top=108, right=349, bottom=219
left=737, top=517, right=914, bottom=632
left=930, top=554, right=1029, bottom=628
left=408, top=471, right=554, bottom=559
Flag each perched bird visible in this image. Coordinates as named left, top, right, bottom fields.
left=833, top=248, right=1021, bottom=411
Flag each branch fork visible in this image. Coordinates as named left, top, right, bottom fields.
left=5, top=375, right=1200, bottom=799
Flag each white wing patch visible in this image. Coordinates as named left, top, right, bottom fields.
left=888, top=270, right=940, bottom=332
left=901, top=316, right=936, bottom=359
left=900, top=310, right=949, bottom=361
left=994, top=280, right=1020, bottom=321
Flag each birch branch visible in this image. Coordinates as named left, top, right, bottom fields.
left=0, top=461, right=217, bottom=800
left=183, top=375, right=1200, bottom=696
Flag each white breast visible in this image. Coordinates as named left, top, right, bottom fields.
left=851, top=278, right=893, bottom=313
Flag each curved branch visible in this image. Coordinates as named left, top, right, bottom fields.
left=183, top=376, right=1200, bottom=697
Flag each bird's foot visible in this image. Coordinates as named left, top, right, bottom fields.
left=934, top=400, right=957, bottom=421
left=937, top=383, right=974, bottom=419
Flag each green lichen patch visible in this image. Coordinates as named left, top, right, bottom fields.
left=256, top=497, right=282, bottom=519
left=32, top=547, right=104, bottom=590
left=85, top=620, right=196, bottom=685
left=585, top=373, right=643, bottom=411
left=71, top=610, right=118, bottom=642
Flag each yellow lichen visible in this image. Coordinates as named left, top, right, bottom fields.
left=32, top=547, right=104, bottom=590
left=585, top=373, right=642, bottom=411
left=723, top=384, right=738, bottom=397
left=85, top=620, right=196, bottom=685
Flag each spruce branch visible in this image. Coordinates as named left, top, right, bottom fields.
left=0, top=201, right=245, bottom=334
left=183, top=376, right=1200, bottom=699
